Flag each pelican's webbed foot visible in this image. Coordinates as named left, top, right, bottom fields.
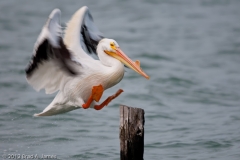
left=94, top=89, right=123, bottom=110
left=82, top=85, right=123, bottom=110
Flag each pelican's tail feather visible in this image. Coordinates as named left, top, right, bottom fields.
left=33, top=91, right=81, bottom=117
left=34, top=104, right=79, bottom=117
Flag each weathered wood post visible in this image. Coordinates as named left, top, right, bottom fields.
left=119, top=105, right=145, bottom=160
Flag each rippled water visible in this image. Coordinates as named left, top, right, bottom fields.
left=1, top=0, right=240, bottom=159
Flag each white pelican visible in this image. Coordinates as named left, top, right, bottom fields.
left=25, top=6, right=149, bottom=116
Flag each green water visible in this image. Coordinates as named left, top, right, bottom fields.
left=1, top=0, right=240, bottom=159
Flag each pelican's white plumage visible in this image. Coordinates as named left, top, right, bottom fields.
left=25, top=6, right=149, bottom=116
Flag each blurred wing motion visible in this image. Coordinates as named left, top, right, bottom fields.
left=25, top=7, right=103, bottom=95
left=64, top=6, right=104, bottom=58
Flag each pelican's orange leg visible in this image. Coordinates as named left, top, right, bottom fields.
left=94, top=89, right=124, bottom=110
left=82, top=94, right=93, bottom=109
left=82, top=85, right=104, bottom=109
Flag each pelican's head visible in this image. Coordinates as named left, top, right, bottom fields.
left=99, top=38, right=150, bottom=79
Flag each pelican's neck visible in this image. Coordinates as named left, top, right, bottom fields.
left=97, top=48, right=124, bottom=89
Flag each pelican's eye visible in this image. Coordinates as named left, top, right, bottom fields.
left=110, top=42, right=116, bottom=50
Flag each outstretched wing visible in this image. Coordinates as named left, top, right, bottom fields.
left=64, top=6, right=104, bottom=60
left=25, top=9, right=80, bottom=94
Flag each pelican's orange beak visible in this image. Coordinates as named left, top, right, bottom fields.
left=105, top=48, right=150, bottom=79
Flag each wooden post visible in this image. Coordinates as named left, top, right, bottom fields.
left=119, top=105, right=145, bottom=160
